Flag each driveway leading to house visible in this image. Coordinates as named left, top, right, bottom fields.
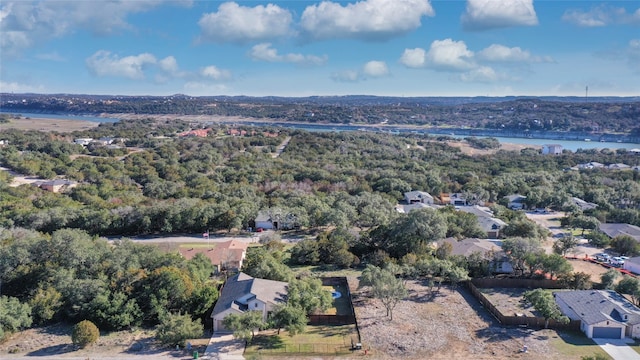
left=593, top=338, right=640, bottom=360
left=201, top=334, right=245, bottom=360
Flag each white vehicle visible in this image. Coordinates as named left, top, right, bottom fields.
left=610, top=257, right=626, bottom=267
left=594, top=253, right=611, bottom=262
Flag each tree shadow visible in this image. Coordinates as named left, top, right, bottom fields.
left=26, top=343, right=75, bottom=356
left=249, top=334, right=285, bottom=350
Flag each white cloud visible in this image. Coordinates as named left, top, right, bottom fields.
left=35, top=52, right=66, bottom=62
left=425, top=39, right=476, bottom=71
left=159, top=56, right=179, bottom=74
left=331, top=70, right=360, bottom=82
left=628, top=39, right=640, bottom=71
left=362, top=61, right=389, bottom=77
left=331, top=60, right=390, bottom=82
left=200, top=65, right=232, bottom=81
left=477, top=44, right=553, bottom=63
left=461, top=0, right=538, bottom=31
left=301, top=0, right=434, bottom=41
left=399, top=48, right=426, bottom=68
left=460, top=66, right=500, bottom=83
left=249, top=43, right=327, bottom=66
left=0, top=80, right=45, bottom=93
left=562, top=5, right=640, bottom=27
left=197, top=2, right=292, bottom=44
left=86, top=51, right=157, bottom=79
left=0, top=1, right=190, bottom=58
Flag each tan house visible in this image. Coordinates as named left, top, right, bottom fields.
left=179, top=239, right=249, bottom=272
left=38, top=179, right=77, bottom=193
left=212, top=272, right=288, bottom=332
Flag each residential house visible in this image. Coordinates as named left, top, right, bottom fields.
left=577, top=162, right=605, bottom=169
left=179, top=129, right=211, bottom=137
left=395, top=203, right=435, bottom=214
left=449, top=193, right=469, bottom=206
left=608, top=163, right=631, bottom=170
left=404, top=191, right=434, bottom=205
left=37, top=179, right=77, bottom=193
left=504, top=194, right=527, bottom=210
left=623, top=257, right=640, bottom=275
left=74, top=138, right=93, bottom=146
left=178, top=239, right=249, bottom=273
left=542, top=144, right=563, bottom=155
left=571, top=197, right=598, bottom=211
left=437, top=238, right=513, bottom=273
left=456, top=205, right=507, bottom=238
left=212, top=272, right=288, bottom=332
left=599, top=223, right=640, bottom=242
left=554, top=290, right=640, bottom=339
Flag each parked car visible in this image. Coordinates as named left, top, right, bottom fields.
left=594, top=253, right=611, bottom=262
left=610, top=257, right=626, bottom=267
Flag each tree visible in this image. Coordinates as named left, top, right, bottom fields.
left=552, top=233, right=578, bottom=256
left=558, top=272, right=592, bottom=290
left=286, top=277, right=332, bottom=315
left=269, top=305, right=307, bottom=335
left=289, top=239, right=320, bottom=265
left=615, top=276, right=640, bottom=306
left=541, top=254, right=573, bottom=280
left=502, top=237, right=543, bottom=276
left=156, top=312, right=203, bottom=347
left=611, top=235, right=640, bottom=257
left=0, top=296, right=32, bottom=340
left=523, top=289, right=569, bottom=328
left=222, top=311, right=266, bottom=342
left=71, top=320, right=100, bottom=349
left=600, top=269, right=619, bottom=290
left=382, top=208, right=447, bottom=258
left=359, top=265, right=407, bottom=321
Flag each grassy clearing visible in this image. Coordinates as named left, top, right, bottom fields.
left=244, top=325, right=358, bottom=357
left=549, top=330, right=613, bottom=359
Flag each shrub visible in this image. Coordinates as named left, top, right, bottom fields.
left=71, top=320, right=100, bottom=348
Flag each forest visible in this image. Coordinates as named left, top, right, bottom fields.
left=1, top=116, right=640, bottom=342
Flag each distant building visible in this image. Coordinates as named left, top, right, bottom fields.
left=542, top=144, right=563, bottom=155
left=37, top=179, right=77, bottom=193
left=404, top=191, right=434, bottom=205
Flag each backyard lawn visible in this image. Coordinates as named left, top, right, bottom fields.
left=244, top=324, right=359, bottom=357
left=549, top=330, right=613, bottom=359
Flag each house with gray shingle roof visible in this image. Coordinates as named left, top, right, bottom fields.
left=554, top=290, right=640, bottom=339
left=599, top=223, right=640, bottom=242
left=212, top=272, right=288, bottom=332
left=404, top=191, right=434, bottom=205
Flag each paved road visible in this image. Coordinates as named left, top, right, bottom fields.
left=593, top=338, right=640, bottom=360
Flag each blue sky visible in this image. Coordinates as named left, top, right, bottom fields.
left=1, top=0, right=639, bottom=97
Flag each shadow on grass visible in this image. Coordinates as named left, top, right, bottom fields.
left=248, top=334, right=286, bottom=350
left=556, top=330, right=599, bottom=346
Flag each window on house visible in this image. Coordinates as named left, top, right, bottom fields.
left=255, top=303, right=258, bottom=308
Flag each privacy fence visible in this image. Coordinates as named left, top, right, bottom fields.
left=466, top=278, right=581, bottom=331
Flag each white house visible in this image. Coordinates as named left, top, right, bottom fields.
left=542, top=144, right=563, bottom=155
left=74, top=138, right=93, bottom=146
left=404, top=191, right=434, bottom=205
left=554, top=290, right=640, bottom=339
left=211, top=272, right=288, bottom=332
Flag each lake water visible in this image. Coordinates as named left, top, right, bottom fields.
left=0, top=111, right=119, bottom=123
left=1, top=111, right=637, bottom=151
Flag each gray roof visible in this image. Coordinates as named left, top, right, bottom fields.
left=554, top=290, right=640, bottom=326
left=457, top=205, right=494, bottom=218
left=505, top=194, right=526, bottom=203
left=212, top=272, right=288, bottom=317
left=404, top=191, right=433, bottom=201
left=572, top=197, right=598, bottom=210
left=599, top=223, right=640, bottom=241
left=395, top=203, right=435, bottom=213
left=438, top=237, right=503, bottom=257
left=476, top=216, right=507, bottom=232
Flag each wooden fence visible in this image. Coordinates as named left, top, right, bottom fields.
left=466, top=279, right=581, bottom=331
left=471, top=277, right=565, bottom=289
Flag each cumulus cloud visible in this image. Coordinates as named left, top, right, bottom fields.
left=86, top=51, right=157, bottom=79
left=331, top=60, right=390, bottom=82
left=459, top=66, right=500, bottom=83
left=562, top=5, right=640, bottom=27
left=425, top=39, right=476, bottom=71
left=399, top=48, right=426, bottom=68
left=461, top=0, right=538, bottom=31
left=477, top=44, right=553, bottom=63
left=249, top=43, right=327, bottom=66
left=197, top=2, right=293, bottom=44
left=362, top=61, right=389, bottom=77
left=200, top=65, right=232, bottom=81
left=0, top=1, right=190, bottom=58
left=301, top=0, right=434, bottom=41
